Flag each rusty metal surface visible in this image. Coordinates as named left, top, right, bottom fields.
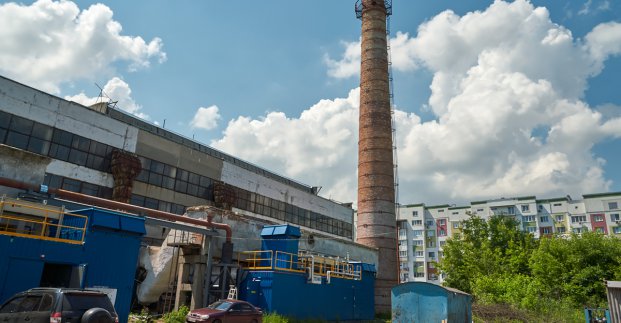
left=0, top=176, right=233, bottom=242
left=356, top=0, right=397, bottom=313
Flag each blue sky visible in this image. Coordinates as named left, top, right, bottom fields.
left=1, top=0, right=620, bottom=206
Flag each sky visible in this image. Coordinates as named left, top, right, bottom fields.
left=1, top=0, right=620, bottom=207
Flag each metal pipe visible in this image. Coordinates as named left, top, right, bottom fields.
left=0, top=176, right=233, bottom=242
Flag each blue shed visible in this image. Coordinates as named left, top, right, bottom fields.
left=392, top=282, right=472, bottom=323
left=0, top=206, right=145, bottom=323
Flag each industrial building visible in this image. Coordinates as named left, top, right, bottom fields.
left=0, top=73, right=379, bottom=317
left=397, top=193, right=621, bottom=284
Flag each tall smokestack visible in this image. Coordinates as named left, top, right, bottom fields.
left=355, top=0, right=397, bottom=314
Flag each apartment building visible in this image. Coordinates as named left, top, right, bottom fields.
left=397, top=192, right=621, bottom=284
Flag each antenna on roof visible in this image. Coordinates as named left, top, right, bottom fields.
left=95, top=83, right=118, bottom=109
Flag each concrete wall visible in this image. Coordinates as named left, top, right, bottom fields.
left=0, top=76, right=138, bottom=151
left=221, top=162, right=353, bottom=223
left=0, top=145, right=50, bottom=196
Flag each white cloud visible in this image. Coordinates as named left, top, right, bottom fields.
left=65, top=77, right=149, bottom=119
left=0, top=0, right=166, bottom=94
left=191, top=106, right=221, bottom=130
left=213, top=0, right=621, bottom=206
left=324, top=32, right=417, bottom=79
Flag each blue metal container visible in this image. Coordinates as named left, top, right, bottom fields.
left=392, top=282, right=472, bottom=323
left=240, top=225, right=376, bottom=321
left=0, top=208, right=145, bottom=323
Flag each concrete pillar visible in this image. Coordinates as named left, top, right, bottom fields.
left=355, top=0, right=397, bottom=314
left=110, top=150, right=142, bottom=203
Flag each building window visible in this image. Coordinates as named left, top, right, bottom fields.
left=412, top=220, right=422, bottom=226
left=595, top=227, right=605, bottom=233
left=415, top=251, right=424, bottom=257
left=594, top=215, right=604, bottom=222
left=439, top=240, right=446, bottom=247
left=611, top=214, right=620, bottom=222
left=438, top=209, right=445, bottom=213
left=556, top=215, right=564, bottom=222
left=412, top=211, right=418, bottom=216
left=426, top=230, right=435, bottom=237
left=477, top=208, right=484, bottom=212
left=553, top=203, right=562, bottom=206
left=609, top=202, right=619, bottom=210
left=438, top=229, right=446, bottom=237
left=428, top=262, right=436, bottom=269
left=573, top=227, right=584, bottom=233
left=438, top=219, right=446, bottom=225
left=571, top=215, right=587, bottom=223
left=527, top=226, right=536, bottom=233
left=613, top=227, right=621, bottom=234
left=508, top=206, right=515, bottom=214
left=557, top=227, right=566, bottom=233
left=452, top=211, right=458, bottom=215
left=452, top=222, right=459, bottom=229
left=523, top=215, right=535, bottom=222
left=412, top=230, right=423, bottom=237
left=413, top=272, right=425, bottom=278
left=540, top=216, right=549, bottom=223
left=428, top=252, right=435, bottom=259
left=399, top=251, right=408, bottom=258
left=521, top=205, right=530, bottom=212
left=541, top=227, right=552, bottom=234
left=413, top=240, right=423, bottom=246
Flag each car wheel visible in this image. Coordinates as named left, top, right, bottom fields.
left=81, top=307, right=113, bottom=323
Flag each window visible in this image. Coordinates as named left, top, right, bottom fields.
left=594, top=215, right=604, bottom=222
left=438, top=209, right=445, bottom=213
left=399, top=251, right=407, bottom=258
left=452, top=211, right=458, bottom=215
left=439, top=240, right=446, bottom=247
left=414, top=272, right=425, bottom=278
left=541, top=227, right=552, bottom=234
left=427, top=240, right=435, bottom=248
left=428, top=252, right=435, bottom=259
left=438, top=219, right=446, bottom=225
left=556, top=215, right=564, bottom=222
left=553, top=203, right=562, bottom=206
left=508, top=206, right=515, bottom=214
left=411, top=220, right=422, bottom=226
left=412, top=230, right=423, bottom=237
left=414, top=261, right=424, bottom=268
left=613, top=227, right=621, bottom=234
left=609, top=202, right=619, bottom=210
left=523, top=215, right=535, bottom=222
left=538, top=204, right=543, bottom=210
left=452, top=222, right=460, bottom=229
left=573, top=227, right=585, bottom=233
left=595, top=227, right=604, bottom=233
left=415, top=251, right=424, bottom=257
left=540, top=216, right=549, bottom=223
left=426, top=220, right=434, bottom=227
left=412, top=211, right=418, bottom=216
left=557, top=227, right=566, bottom=233
left=571, top=215, right=587, bottom=223
left=527, top=226, right=537, bottom=233
left=428, top=262, right=436, bottom=269
left=412, top=240, right=423, bottom=246
left=438, top=229, right=446, bottom=237
left=611, top=214, right=620, bottom=222
left=426, top=230, right=435, bottom=237
left=521, top=205, right=530, bottom=212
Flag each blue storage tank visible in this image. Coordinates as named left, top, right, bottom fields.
left=392, top=282, right=472, bottom=323
left=0, top=207, right=145, bottom=323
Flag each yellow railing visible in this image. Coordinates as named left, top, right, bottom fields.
left=238, top=250, right=274, bottom=270
left=0, top=201, right=88, bottom=245
left=240, top=249, right=362, bottom=281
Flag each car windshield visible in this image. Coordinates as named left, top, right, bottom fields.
left=207, top=301, right=232, bottom=311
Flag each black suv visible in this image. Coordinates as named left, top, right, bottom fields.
left=0, top=288, right=118, bottom=323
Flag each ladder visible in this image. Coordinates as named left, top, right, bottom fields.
left=227, top=285, right=238, bottom=300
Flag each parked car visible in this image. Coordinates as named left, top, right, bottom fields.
left=0, top=288, right=118, bottom=323
left=186, top=299, right=262, bottom=323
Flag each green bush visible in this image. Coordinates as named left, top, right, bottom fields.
left=162, top=306, right=189, bottom=323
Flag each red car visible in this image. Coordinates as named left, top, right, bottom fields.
left=186, top=299, right=262, bottom=323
